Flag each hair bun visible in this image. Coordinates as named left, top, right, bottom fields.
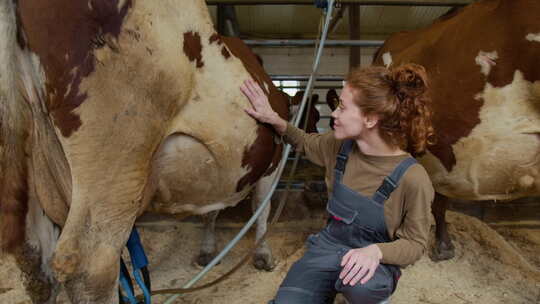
left=389, top=63, right=428, bottom=101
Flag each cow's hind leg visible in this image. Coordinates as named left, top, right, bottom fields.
left=53, top=207, right=138, bottom=304
left=14, top=191, right=61, bottom=304
left=252, top=173, right=275, bottom=271
left=431, top=193, right=455, bottom=261
left=51, top=175, right=153, bottom=304
left=196, top=210, right=219, bottom=267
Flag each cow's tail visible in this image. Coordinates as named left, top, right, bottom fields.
left=0, top=0, right=30, bottom=253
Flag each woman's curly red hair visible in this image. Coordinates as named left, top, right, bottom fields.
left=345, top=63, right=435, bottom=156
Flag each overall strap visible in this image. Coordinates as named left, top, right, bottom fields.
left=333, top=140, right=354, bottom=184
left=372, top=157, right=417, bottom=204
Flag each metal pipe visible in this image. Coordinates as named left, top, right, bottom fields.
left=207, top=0, right=472, bottom=6
left=272, top=75, right=344, bottom=81
left=245, top=39, right=383, bottom=47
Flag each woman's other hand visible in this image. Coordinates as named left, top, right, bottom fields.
left=339, top=244, right=383, bottom=286
left=240, top=79, right=287, bottom=134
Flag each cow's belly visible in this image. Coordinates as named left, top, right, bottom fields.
left=422, top=71, right=540, bottom=201
left=150, top=133, right=251, bottom=215
left=422, top=133, right=540, bottom=200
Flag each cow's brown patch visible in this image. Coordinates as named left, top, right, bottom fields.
left=221, top=46, right=231, bottom=59
left=209, top=33, right=231, bottom=60
left=219, top=37, right=289, bottom=191
left=0, top=174, right=29, bottom=253
left=266, top=137, right=283, bottom=178
left=236, top=127, right=275, bottom=192
left=183, top=31, right=204, bottom=68
left=209, top=33, right=222, bottom=45
left=17, top=0, right=132, bottom=137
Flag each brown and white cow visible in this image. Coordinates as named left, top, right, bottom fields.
left=193, top=64, right=330, bottom=272
left=373, top=0, right=540, bottom=260
left=0, top=1, right=287, bottom=303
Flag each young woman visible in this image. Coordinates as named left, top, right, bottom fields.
left=240, top=64, right=435, bottom=304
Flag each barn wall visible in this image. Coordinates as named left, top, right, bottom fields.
left=254, top=46, right=378, bottom=75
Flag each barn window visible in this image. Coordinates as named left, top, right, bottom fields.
left=273, top=80, right=300, bottom=97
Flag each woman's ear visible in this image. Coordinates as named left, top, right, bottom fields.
left=364, top=114, right=379, bottom=129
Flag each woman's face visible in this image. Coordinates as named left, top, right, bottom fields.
left=331, top=85, right=377, bottom=140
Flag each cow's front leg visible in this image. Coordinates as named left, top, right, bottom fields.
left=252, top=174, right=275, bottom=271
left=431, top=193, right=455, bottom=261
left=196, top=210, right=219, bottom=267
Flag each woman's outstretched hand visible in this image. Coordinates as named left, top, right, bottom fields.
left=240, top=79, right=287, bottom=134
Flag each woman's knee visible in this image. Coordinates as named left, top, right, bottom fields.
left=273, top=286, right=334, bottom=304
left=336, top=279, right=392, bottom=304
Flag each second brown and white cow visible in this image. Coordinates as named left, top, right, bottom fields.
left=373, top=0, right=540, bottom=260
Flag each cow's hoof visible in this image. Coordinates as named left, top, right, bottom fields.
left=431, top=240, right=455, bottom=261
left=253, top=253, right=275, bottom=271
left=196, top=252, right=219, bottom=267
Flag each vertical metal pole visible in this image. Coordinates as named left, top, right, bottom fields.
left=217, top=4, right=241, bottom=36
left=348, top=4, right=361, bottom=70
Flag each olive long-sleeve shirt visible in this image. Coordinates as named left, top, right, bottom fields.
left=284, top=123, right=434, bottom=267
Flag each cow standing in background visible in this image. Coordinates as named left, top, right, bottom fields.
left=326, top=89, right=339, bottom=130
left=373, top=0, right=540, bottom=260
left=0, top=1, right=288, bottom=303
left=288, top=91, right=321, bottom=134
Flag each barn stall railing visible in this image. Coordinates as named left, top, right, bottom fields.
left=206, top=0, right=473, bottom=7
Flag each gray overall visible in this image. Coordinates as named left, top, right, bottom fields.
left=270, top=140, right=417, bottom=304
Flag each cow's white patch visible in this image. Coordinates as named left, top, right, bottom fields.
left=423, top=70, right=540, bottom=200
left=0, top=0, right=21, bottom=112
left=117, top=0, right=129, bottom=11
left=17, top=49, right=47, bottom=111
left=475, top=51, right=498, bottom=76
left=290, top=104, right=300, bottom=121
left=26, top=192, right=61, bottom=280
left=253, top=171, right=275, bottom=243
left=526, top=33, right=540, bottom=42
left=382, top=52, right=393, bottom=68
left=199, top=210, right=219, bottom=257
left=168, top=201, right=227, bottom=215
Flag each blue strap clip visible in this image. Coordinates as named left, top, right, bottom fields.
left=119, top=227, right=152, bottom=304
left=314, top=0, right=329, bottom=9
left=314, top=0, right=340, bottom=9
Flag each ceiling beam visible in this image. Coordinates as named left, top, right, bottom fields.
left=206, top=0, right=473, bottom=6
left=245, top=39, right=384, bottom=47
